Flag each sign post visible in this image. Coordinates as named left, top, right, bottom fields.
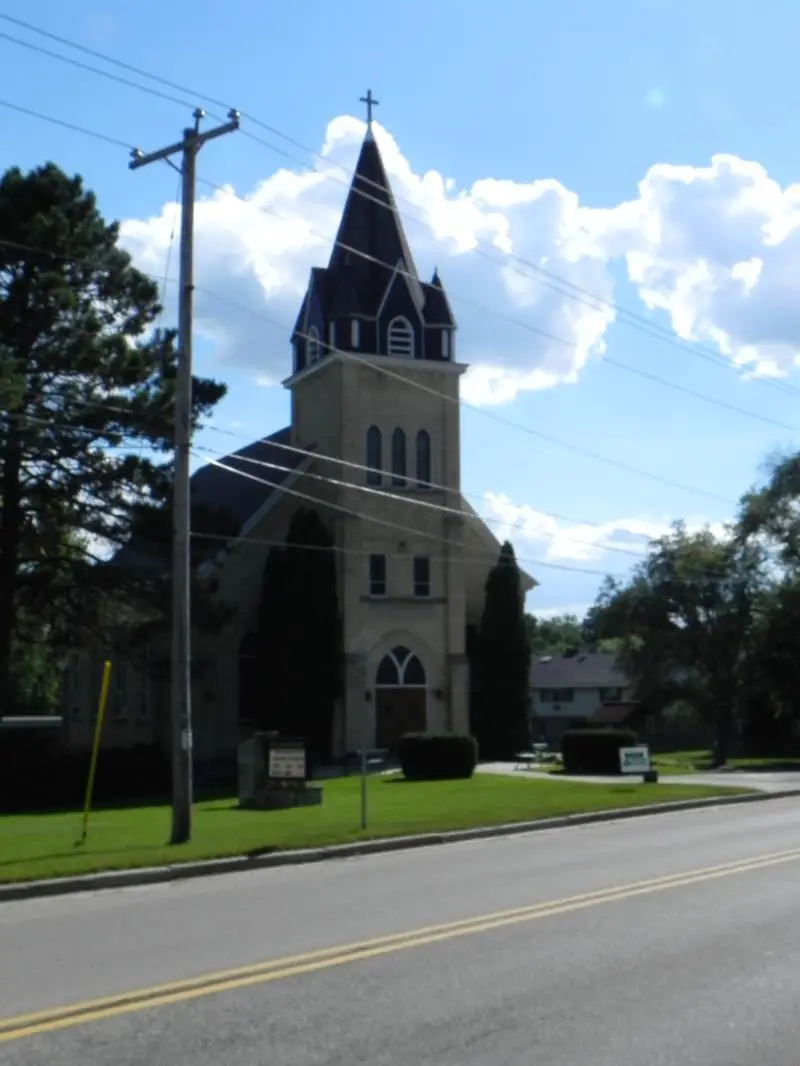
left=78, top=660, right=112, bottom=846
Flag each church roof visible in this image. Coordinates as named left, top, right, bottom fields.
left=190, top=426, right=301, bottom=530
left=113, top=427, right=300, bottom=575
left=326, top=127, right=425, bottom=313
left=291, top=126, right=456, bottom=342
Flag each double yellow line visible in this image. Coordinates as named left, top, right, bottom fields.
left=3, top=846, right=800, bottom=1044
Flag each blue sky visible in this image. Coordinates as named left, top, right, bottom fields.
left=4, top=0, right=800, bottom=617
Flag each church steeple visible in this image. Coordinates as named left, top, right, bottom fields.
left=290, top=94, right=457, bottom=375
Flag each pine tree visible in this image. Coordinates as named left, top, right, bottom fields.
left=255, top=509, right=343, bottom=760
left=0, top=162, right=226, bottom=710
left=472, top=542, right=531, bottom=759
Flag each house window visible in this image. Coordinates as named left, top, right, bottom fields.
left=387, top=316, right=414, bottom=358
left=307, top=327, right=321, bottom=364
left=413, top=556, right=430, bottom=597
left=369, top=554, right=387, bottom=596
left=366, top=425, right=382, bottom=485
left=415, top=430, right=431, bottom=486
left=351, top=319, right=360, bottom=348
left=539, top=688, right=574, bottom=703
left=599, top=686, right=623, bottom=703
left=328, top=321, right=337, bottom=350
left=391, top=427, right=407, bottom=486
left=442, top=330, right=451, bottom=360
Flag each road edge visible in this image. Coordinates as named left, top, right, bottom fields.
left=2, top=788, right=796, bottom=904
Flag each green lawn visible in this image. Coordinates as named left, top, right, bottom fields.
left=0, top=774, right=752, bottom=885
left=652, top=750, right=800, bottom=775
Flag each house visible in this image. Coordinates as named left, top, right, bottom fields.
left=530, top=649, right=639, bottom=743
left=62, top=113, right=535, bottom=766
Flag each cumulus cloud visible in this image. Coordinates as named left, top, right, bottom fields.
left=600, top=154, right=800, bottom=376
left=482, top=492, right=728, bottom=564
left=120, top=116, right=615, bottom=405
left=120, top=116, right=800, bottom=404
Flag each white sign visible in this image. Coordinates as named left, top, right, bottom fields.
left=269, top=746, right=306, bottom=781
left=619, top=745, right=651, bottom=774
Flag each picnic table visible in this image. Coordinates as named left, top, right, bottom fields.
left=514, top=744, right=561, bottom=770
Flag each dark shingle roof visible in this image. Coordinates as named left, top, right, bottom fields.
left=530, top=651, right=628, bottom=689
left=114, top=426, right=301, bottom=574
left=190, top=425, right=302, bottom=529
left=422, top=269, right=456, bottom=327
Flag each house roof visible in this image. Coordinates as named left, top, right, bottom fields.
left=530, top=650, right=628, bottom=688
left=590, top=702, right=640, bottom=725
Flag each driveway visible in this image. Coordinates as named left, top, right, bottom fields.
left=478, top=762, right=800, bottom=793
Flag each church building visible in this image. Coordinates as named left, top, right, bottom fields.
left=62, top=103, right=534, bottom=764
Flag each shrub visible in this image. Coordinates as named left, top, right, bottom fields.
left=399, top=732, right=479, bottom=781
left=561, top=728, right=638, bottom=775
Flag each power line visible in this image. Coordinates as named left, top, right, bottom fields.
left=0, top=231, right=743, bottom=504
left=0, top=98, right=134, bottom=149
left=192, top=448, right=752, bottom=585
left=192, top=441, right=653, bottom=566
left=1, top=87, right=797, bottom=437
left=5, top=15, right=800, bottom=407
left=6, top=15, right=800, bottom=407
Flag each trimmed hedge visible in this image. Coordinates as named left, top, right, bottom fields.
left=561, top=728, right=638, bottom=775
left=399, top=732, right=479, bottom=781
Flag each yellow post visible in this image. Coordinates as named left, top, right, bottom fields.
left=78, top=660, right=112, bottom=846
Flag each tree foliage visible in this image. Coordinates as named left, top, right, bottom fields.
left=0, top=162, right=227, bottom=709
left=255, top=508, right=343, bottom=760
left=592, top=523, right=768, bottom=765
left=471, top=542, right=531, bottom=759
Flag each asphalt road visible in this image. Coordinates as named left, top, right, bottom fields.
left=2, top=797, right=800, bottom=1065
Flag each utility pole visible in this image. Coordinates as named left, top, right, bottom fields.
left=130, top=108, right=239, bottom=844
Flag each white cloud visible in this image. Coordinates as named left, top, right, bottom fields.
left=120, top=116, right=615, bottom=405
left=599, top=154, right=800, bottom=376
left=482, top=492, right=728, bottom=563
left=120, top=118, right=800, bottom=404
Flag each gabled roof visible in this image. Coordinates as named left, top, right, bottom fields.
left=530, top=651, right=628, bottom=688
left=114, top=427, right=301, bottom=575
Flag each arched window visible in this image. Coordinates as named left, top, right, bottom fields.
left=307, top=327, right=321, bottom=365
left=387, top=316, right=414, bottom=358
left=391, top=427, right=406, bottom=486
left=416, top=429, right=431, bottom=487
left=375, top=646, right=427, bottom=687
left=328, top=321, right=337, bottom=350
left=351, top=319, right=360, bottom=348
left=366, top=425, right=382, bottom=485
left=441, top=330, right=451, bottom=360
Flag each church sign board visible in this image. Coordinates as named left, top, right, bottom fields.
left=268, top=738, right=307, bottom=783
left=619, top=745, right=651, bottom=775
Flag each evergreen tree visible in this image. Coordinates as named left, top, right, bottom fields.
left=255, top=508, right=343, bottom=760
left=472, top=542, right=531, bottom=759
left=255, top=545, right=290, bottom=732
left=0, top=162, right=226, bottom=709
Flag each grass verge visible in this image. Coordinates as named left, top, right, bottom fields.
left=0, top=773, right=753, bottom=885
left=652, top=750, right=800, bottom=775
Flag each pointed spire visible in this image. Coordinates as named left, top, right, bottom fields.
left=326, top=121, right=424, bottom=310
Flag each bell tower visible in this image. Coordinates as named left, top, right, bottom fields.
left=282, top=95, right=471, bottom=754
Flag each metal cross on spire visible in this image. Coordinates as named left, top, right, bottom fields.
left=360, top=89, right=379, bottom=126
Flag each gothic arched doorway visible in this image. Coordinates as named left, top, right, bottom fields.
left=374, top=645, right=427, bottom=751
